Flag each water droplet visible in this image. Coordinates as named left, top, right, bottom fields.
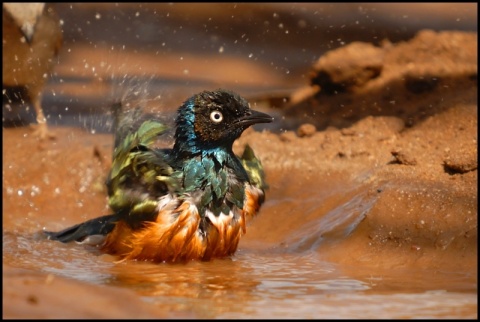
left=30, top=185, right=41, bottom=197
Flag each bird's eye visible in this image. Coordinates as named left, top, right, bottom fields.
left=210, top=110, right=223, bottom=123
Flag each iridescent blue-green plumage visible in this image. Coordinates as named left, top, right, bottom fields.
left=45, top=89, right=273, bottom=261
left=107, top=90, right=269, bottom=220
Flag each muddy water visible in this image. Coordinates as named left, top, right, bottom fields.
left=3, top=230, right=476, bottom=319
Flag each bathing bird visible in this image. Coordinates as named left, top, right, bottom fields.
left=45, top=89, right=273, bottom=262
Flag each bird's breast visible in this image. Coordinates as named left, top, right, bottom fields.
left=102, top=185, right=263, bottom=262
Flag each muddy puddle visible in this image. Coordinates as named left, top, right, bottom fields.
left=3, top=159, right=477, bottom=318
left=3, top=3, right=477, bottom=319
left=3, top=236, right=477, bottom=319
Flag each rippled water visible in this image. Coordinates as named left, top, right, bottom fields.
left=3, top=190, right=477, bottom=319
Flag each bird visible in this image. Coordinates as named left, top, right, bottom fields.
left=2, top=3, right=62, bottom=139
left=44, top=89, right=273, bottom=262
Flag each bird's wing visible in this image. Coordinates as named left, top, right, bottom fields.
left=240, top=144, right=268, bottom=191
left=45, top=117, right=175, bottom=242
left=107, top=118, right=177, bottom=224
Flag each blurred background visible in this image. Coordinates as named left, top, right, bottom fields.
left=3, top=3, right=477, bottom=133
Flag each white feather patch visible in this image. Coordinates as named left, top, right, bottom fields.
left=156, top=194, right=175, bottom=210
left=76, top=234, right=106, bottom=246
left=205, top=209, right=234, bottom=231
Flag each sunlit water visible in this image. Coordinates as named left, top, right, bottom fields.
left=3, top=196, right=477, bottom=319
left=2, top=173, right=477, bottom=318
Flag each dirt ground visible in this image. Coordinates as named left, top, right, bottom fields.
left=2, top=3, right=477, bottom=319
left=243, top=29, right=477, bottom=272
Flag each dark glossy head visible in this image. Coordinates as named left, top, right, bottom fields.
left=174, top=89, right=273, bottom=154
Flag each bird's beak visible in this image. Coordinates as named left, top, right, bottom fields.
left=235, top=109, right=274, bottom=127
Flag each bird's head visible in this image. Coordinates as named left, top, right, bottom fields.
left=173, top=89, right=273, bottom=155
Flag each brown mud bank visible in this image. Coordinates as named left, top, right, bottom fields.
left=245, top=29, right=478, bottom=273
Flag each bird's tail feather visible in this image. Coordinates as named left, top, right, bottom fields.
left=44, top=213, right=121, bottom=243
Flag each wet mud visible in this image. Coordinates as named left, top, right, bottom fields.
left=3, top=3, right=477, bottom=319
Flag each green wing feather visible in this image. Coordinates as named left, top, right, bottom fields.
left=109, top=120, right=166, bottom=180
left=107, top=116, right=175, bottom=224
left=240, top=144, right=268, bottom=190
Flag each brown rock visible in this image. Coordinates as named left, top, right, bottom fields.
left=311, top=42, right=385, bottom=94
left=443, top=147, right=478, bottom=174
left=391, top=150, right=417, bottom=166
left=297, top=123, right=317, bottom=137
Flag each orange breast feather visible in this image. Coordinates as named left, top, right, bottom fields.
left=102, top=185, right=264, bottom=262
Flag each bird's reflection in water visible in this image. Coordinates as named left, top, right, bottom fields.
left=102, top=256, right=260, bottom=316
left=106, top=256, right=260, bottom=300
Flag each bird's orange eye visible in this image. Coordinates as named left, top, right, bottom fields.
left=210, top=110, right=223, bottom=123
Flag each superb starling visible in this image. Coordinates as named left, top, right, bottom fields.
left=45, top=89, right=273, bottom=262
left=2, top=3, right=62, bottom=139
